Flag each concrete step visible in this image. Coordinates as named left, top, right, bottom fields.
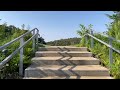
left=24, top=76, right=113, bottom=79
left=24, top=65, right=109, bottom=78
left=38, top=47, right=87, bottom=51
left=31, top=57, right=100, bottom=65
left=35, top=51, right=92, bottom=57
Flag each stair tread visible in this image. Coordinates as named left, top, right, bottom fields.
left=38, top=47, right=88, bottom=51
left=26, top=65, right=108, bottom=71
left=36, top=51, right=92, bottom=53
left=39, top=47, right=87, bottom=48
left=32, top=57, right=99, bottom=61
left=24, top=76, right=113, bottom=79
left=24, top=46, right=112, bottom=79
left=39, top=47, right=87, bottom=49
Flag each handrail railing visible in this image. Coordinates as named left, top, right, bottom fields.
left=97, top=33, right=120, bottom=43
left=84, top=30, right=120, bottom=69
left=0, top=28, right=40, bottom=76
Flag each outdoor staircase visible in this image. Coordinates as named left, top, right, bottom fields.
left=24, top=46, right=112, bottom=79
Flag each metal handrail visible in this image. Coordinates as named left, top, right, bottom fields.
left=97, top=33, right=120, bottom=43
left=84, top=30, right=120, bottom=68
left=0, top=28, right=40, bottom=76
left=0, top=28, right=39, bottom=50
left=87, top=34, right=120, bottom=54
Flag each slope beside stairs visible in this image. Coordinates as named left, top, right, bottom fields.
left=24, top=46, right=113, bottom=79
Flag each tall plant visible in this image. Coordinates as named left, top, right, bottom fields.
left=77, top=24, right=92, bottom=36
left=106, top=11, right=120, bottom=40
left=77, top=24, right=93, bottom=47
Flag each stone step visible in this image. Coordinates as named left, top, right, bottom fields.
left=24, top=65, right=109, bottom=78
left=35, top=51, right=92, bottom=57
left=38, top=47, right=87, bottom=51
left=24, top=76, right=113, bottom=79
left=31, top=57, right=100, bottom=65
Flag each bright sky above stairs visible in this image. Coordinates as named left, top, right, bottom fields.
left=0, top=11, right=113, bottom=42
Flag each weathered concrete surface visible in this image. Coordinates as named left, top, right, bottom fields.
left=24, top=65, right=109, bottom=77
left=24, top=76, right=113, bottom=79
left=38, top=47, right=87, bottom=51
left=35, top=51, right=92, bottom=57
left=24, top=46, right=113, bottom=79
left=31, top=57, right=100, bottom=65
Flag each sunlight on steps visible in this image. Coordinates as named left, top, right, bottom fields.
left=24, top=46, right=113, bottom=79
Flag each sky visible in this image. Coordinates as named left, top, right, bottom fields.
left=0, top=11, right=114, bottom=42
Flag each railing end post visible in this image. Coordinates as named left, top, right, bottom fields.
left=109, top=37, right=113, bottom=68
left=90, top=30, right=94, bottom=48
left=85, top=34, right=88, bottom=47
left=19, top=37, right=24, bottom=77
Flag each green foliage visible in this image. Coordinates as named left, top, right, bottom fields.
left=106, top=11, right=120, bottom=21
left=77, top=24, right=92, bottom=36
left=38, top=37, right=46, bottom=44
left=106, top=11, right=120, bottom=39
left=77, top=19, right=120, bottom=79
left=93, top=40, right=119, bottom=79
left=76, top=24, right=93, bottom=47
left=74, top=44, right=81, bottom=47
left=47, top=37, right=81, bottom=46
left=0, top=23, right=34, bottom=79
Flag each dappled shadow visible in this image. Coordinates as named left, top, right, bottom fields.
left=32, top=65, right=81, bottom=79
left=57, top=47, right=64, bottom=51
left=37, top=69, right=48, bottom=77
left=57, top=52, right=66, bottom=57
left=68, top=65, right=81, bottom=79
left=39, top=46, right=71, bottom=51
left=32, top=46, right=82, bottom=79
left=56, top=57, right=68, bottom=65
left=57, top=51, right=72, bottom=57
left=63, top=47, right=70, bottom=52
left=57, top=47, right=71, bottom=57
left=56, top=56, right=78, bottom=65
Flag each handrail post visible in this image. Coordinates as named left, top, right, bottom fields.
left=36, top=30, right=39, bottom=50
left=109, top=37, right=113, bottom=68
left=91, top=30, right=94, bottom=48
left=32, top=30, right=35, bottom=53
left=85, top=34, right=88, bottom=47
left=19, top=37, right=24, bottom=76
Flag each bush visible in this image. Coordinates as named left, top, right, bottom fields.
left=0, top=24, right=34, bottom=79
left=79, top=33, right=120, bottom=79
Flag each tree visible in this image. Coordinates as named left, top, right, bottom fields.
left=77, top=24, right=93, bottom=36
left=0, top=23, right=34, bottom=79
left=47, top=37, right=81, bottom=46
left=9, top=25, right=16, bottom=34
left=106, top=11, right=120, bottom=21
left=106, top=11, right=120, bottom=39
left=38, top=37, right=46, bottom=44
left=27, top=25, right=30, bottom=30
left=21, top=24, right=25, bottom=30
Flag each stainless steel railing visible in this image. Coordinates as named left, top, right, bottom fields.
left=0, top=28, right=40, bottom=76
left=83, top=30, right=120, bottom=68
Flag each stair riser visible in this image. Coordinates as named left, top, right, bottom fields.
left=38, top=48, right=87, bottom=51
left=23, top=76, right=113, bottom=79
left=32, top=60, right=100, bottom=65
left=35, top=53, right=92, bottom=57
left=25, top=70, right=109, bottom=77
left=24, top=77, right=112, bottom=79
